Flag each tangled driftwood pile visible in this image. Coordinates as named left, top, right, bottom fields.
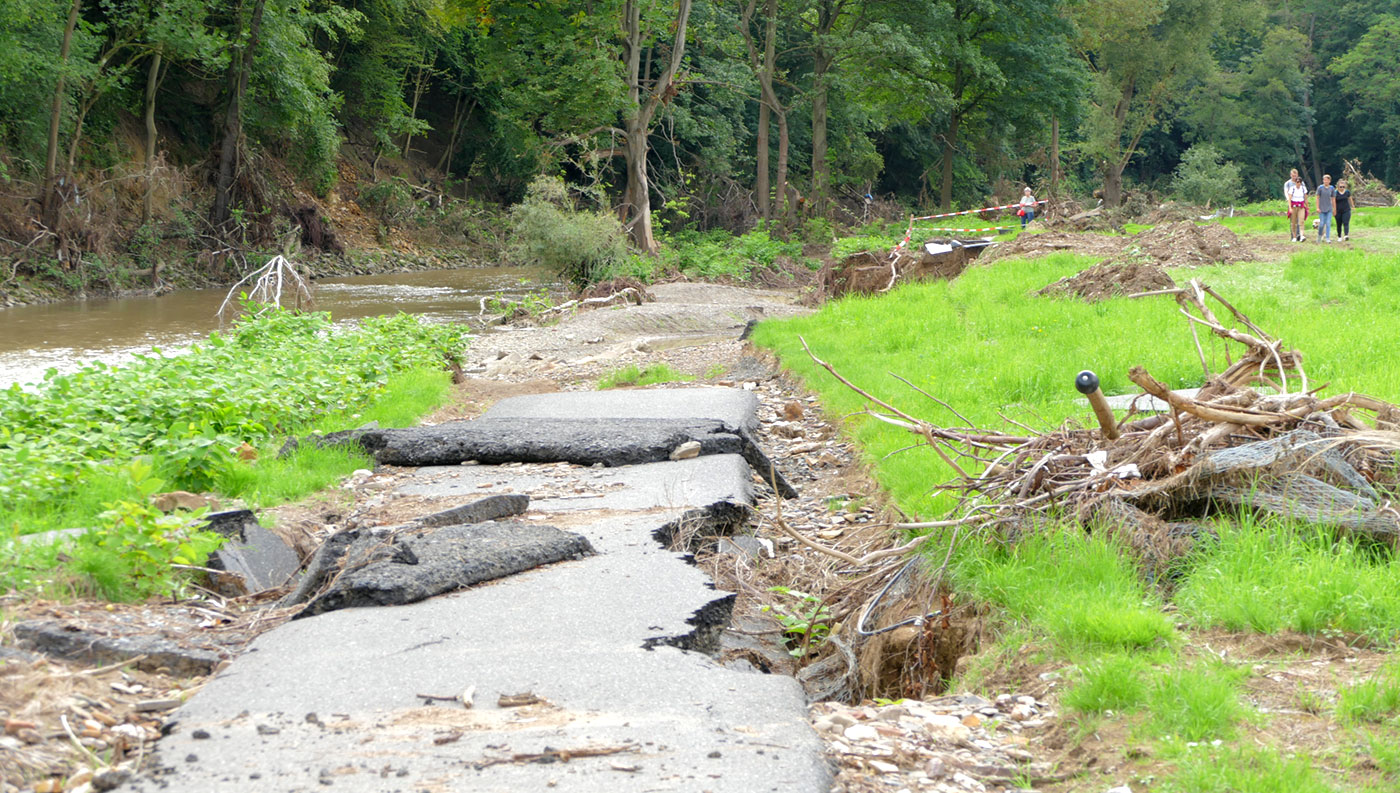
left=1342, top=158, right=1397, bottom=207
left=806, top=279, right=1400, bottom=573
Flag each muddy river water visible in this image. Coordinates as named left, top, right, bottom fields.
left=0, top=264, right=556, bottom=389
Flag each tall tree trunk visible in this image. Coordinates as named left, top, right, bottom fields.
left=41, top=0, right=82, bottom=234
left=756, top=99, right=770, bottom=221
left=620, top=0, right=691, bottom=253
left=775, top=108, right=789, bottom=224
left=212, top=0, right=268, bottom=232
left=1104, top=162, right=1124, bottom=208
left=810, top=52, right=830, bottom=218
left=939, top=112, right=960, bottom=211
left=742, top=0, right=783, bottom=226
left=402, top=52, right=428, bottom=157
left=436, top=94, right=475, bottom=175
left=1050, top=114, right=1060, bottom=197
left=143, top=51, right=163, bottom=225
left=623, top=115, right=654, bottom=252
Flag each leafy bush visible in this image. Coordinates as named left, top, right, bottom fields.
left=509, top=176, right=628, bottom=286
left=1173, top=144, right=1244, bottom=208
left=0, top=306, right=468, bottom=533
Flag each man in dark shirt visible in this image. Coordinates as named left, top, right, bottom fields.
left=1316, top=174, right=1336, bottom=243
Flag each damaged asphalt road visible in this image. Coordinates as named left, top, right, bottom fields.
left=120, top=389, right=830, bottom=793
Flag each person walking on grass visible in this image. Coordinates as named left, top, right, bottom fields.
left=1284, top=169, right=1308, bottom=242
left=1335, top=179, right=1354, bottom=241
left=1316, top=174, right=1336, bottom=243
left=1018, top=187, right=1036, bottom=229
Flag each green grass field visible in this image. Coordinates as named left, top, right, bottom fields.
left=754, top=204, right=1400, bottom=792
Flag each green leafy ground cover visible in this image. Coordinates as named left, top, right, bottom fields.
left=0, top=307, right=465, bottom=599
left=754, top=206, right=1400, bottom=791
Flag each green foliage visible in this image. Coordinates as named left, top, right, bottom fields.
left=1173, top=514, right=1400, bottom=644
left=509, top=176, right=628, bottom=286
left=1172, top=143, right=1243, bottom=207
left=952, top=529, right=1175, bottom=651
left=0, top=307, right=468, bottom=535
left=762, top=586, right=832, bottom=658
left=1062, top=653, right=1150, bottom=713
left=597, top=363, right=694, bottom=389
left=1164, top=746, right=1343, bottom=793
left=65, top=459, right=224, bottom=601
left=1147, top=660, right=1246, bottom=741
left=1336, top=661, right=1400, bottom=724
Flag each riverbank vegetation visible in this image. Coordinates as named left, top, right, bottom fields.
left=3, top=1, right=1398, bottom=302
left=0, top=305, right=466, bottom=599
left=753, top=207, right=1400, bottom=791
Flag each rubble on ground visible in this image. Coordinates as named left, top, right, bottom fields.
left=813, top=692, right=1062, bottom=793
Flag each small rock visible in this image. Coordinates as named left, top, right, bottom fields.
left=925, top=757, right=946, bottom=778
left=951, top=771, right=986, bottom=792
left=1105, top=786, right=1133, bottom=793
left=961, top=714, right=981, bottom=728
left=829, top=712, right=858, bottom=729
left=868, top=759, right=900, bottom=773
left=813, top=718, right=841, bottom=735
left=92, top=769, right=132, bottom=791
left=16, top=728, right=43, bottom=744
left=670, top=441, right=702, bottom=460
left=256, top=724, right=281, bottom=735
left=922, top=714, right=972, bottom=742
left=1009, top=705, right=1033, bottom=721
left=843, top=724, right=880, bottom=742
left=191, top=729, right=211, bottom=740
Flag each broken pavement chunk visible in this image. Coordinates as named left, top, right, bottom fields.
left=295, top=522, right=594, bottom=618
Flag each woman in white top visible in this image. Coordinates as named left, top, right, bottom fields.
left=1018, top=187, right=1036, bottom=229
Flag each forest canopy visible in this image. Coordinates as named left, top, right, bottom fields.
left=0, top=0, right=1396, bottom=250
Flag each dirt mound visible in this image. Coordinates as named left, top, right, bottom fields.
left=1038, top=261, right=1175, bottom=302
left=1109, top=221, right=1257, bottom=269
left=816, top=244, right=976, bottom=300
left=981, top=231, right=1124, bottom=262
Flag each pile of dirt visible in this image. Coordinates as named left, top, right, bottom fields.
left=1038, top=261, right=1175, bottom=302
left=814, top=240, right=991, bottom=301
left=981, top=231, right=1124, bottom=262
left=1140, top=202, right=1202, bottom=225
left=1107, top=221, right=1257, bottom=269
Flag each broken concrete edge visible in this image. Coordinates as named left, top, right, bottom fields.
left=12, top=620, right=224, bottom=677
left=291, top=522, right=597, bottom=620
left=643, top=593, right=738, bottom=656
left=276, top=422, right=381, bottom=459
left=409, top=493, right=530, bottom=528
left=651, top=500, right=754, bottom=554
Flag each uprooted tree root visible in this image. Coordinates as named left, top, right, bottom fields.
left=769, top=278, right=1400, bottom=699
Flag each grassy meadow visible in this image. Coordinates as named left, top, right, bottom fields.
left=753, top=205, right=1400, bottom=792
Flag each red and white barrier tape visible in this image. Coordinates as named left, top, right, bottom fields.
left=916, top=226, right=1013, bottom=233
left=912, top=200, right=1045, bottom=221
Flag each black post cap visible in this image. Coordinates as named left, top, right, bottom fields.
left=1075, top=370, right=1100, bottom=395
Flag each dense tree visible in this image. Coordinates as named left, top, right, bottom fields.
left=3, top=0, right=1400, bottom=264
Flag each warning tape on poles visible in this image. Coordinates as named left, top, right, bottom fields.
left=916, top=226, right=1014, bottom=233
left=912, top=200, right=1046, bottom=221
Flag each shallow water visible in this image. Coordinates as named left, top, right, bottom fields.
left=0, top=264, right=556, bottom=389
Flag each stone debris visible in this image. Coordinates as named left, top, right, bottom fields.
left=812, top=693, right=1060, bottom=793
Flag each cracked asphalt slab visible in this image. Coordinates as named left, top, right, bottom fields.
left=121, top=389, right=831, bottom=793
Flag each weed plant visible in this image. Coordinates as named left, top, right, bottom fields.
left=1147, top=660, right=1246, bottom=741
left=1174, top=515, right=1400, bottom=643
left=1336, top=661, right=1400, bottom=724
left=0, top=308, right=466, bottom=536
left=597, top=363, right=695, bottom=389
left=951, top=529, right=1176, bottom=651
left=1164, top=746, right=1343, bottom=793
left=1062, top=652, right=1151, bottom=713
